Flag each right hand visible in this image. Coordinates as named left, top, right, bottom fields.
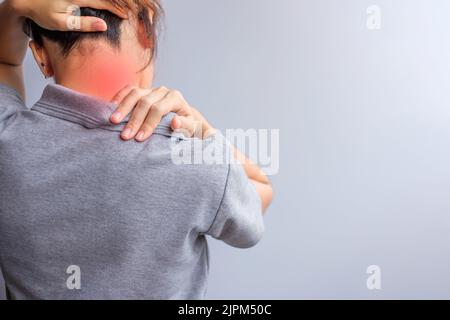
left=10, top=0, right=128, bottom=32
left=110, top=86, right=217, bottom=142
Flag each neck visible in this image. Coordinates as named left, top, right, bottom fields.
left=53, top=49, right=149, bottom=102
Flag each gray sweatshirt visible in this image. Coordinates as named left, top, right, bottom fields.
left=0, top=83, right=264, bottom=300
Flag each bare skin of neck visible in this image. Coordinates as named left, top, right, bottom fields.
left=51, top=42, right=152, bottom=102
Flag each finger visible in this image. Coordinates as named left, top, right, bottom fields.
left=166, top=90, right=192, bottom=116
left=111, top=85, right=134, bottom=105
left=76, top=0, right=129, bottom=19
left=122, top=92, right=168, bottom=140
left=136, top=90, right=195, bottom=141
left=173, top=115, right=216, bottom=139
left=117, top=89, right=153, bottom=140
left=124, top=97, right=163, bottom=141
left=171, top=116, right=197, bottom=138
left=135, top=94, right=190, bottom=142
left=112, top=88, right=150, bottom=130
left=136, top=105, right=171, bottom=142
left=114, top=86, right=168, bottom=125
left=110, top=85, right=135, bottom=123
left=142, top=89, right=192, bottom=128
left=202, top=125, right=217, bottom=139
left=56, top=14, right=107, bottom=32
left=134, top=97, right=175, bottom=142
left=171, top=116, right=182, bottom=130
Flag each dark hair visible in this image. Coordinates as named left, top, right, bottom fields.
left=23, top=0, right=162, bottom=58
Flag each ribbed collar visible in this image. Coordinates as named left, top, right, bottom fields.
left=32, top=84, right=174, bottom=136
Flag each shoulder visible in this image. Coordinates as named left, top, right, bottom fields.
left=168, top=132, right=232, bottom=191
left=0, top=83, right=27, bottom=129
left=168, top=131, right=232, bottom=183
left=167, top=132, right=264, bottom=247
left=0, top=83, right=26, bottom=109
left=158, top=133, right=232, bottom=226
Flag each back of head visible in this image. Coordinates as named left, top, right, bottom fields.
left=23, top=0, right=163, bottom=59
left=23, top=1, right=163, bottom=101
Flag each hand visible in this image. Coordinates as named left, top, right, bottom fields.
left=10, top=0, right=127, bottom=32
left=110, top=86, right=216, bottom=142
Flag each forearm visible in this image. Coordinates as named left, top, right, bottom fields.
left=0, top=0, right=29, bottom=98
left=0, top=0, right=28, bottom=65
left=233, top=147, right=273, bottom=213
left=197, top=114, right=273, bottom=213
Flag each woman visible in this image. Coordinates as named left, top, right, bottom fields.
left=0, top=0, right=273, bottom=299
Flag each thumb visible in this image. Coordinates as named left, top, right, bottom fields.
left=172, top=116, right=199, bottom=138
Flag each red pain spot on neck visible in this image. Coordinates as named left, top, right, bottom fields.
left=58, top=53, right=137, bottom=102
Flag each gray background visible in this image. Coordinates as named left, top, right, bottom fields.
left=2, top=0, right=450, bottom=299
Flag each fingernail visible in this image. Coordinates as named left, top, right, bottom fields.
left=111, top=112, right=122, bottom=122
left=122, top=128, right=132, bottom=139
left=172, top=117, right=181, bottom=129
left=94, top=20, right=107, bottom=31
left=136, top=131, right=145, bottom=141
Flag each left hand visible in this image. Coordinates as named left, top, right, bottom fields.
left=110, top=85, right=216, bottom=142
left=12, top=0, right=128, bottom=32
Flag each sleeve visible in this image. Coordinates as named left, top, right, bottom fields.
left=0, top=83, right=26, bottom=130
left=207, top=159, right=265, bottom=249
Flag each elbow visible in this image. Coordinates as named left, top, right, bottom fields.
left=233, top=222, right=265, bottom=249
